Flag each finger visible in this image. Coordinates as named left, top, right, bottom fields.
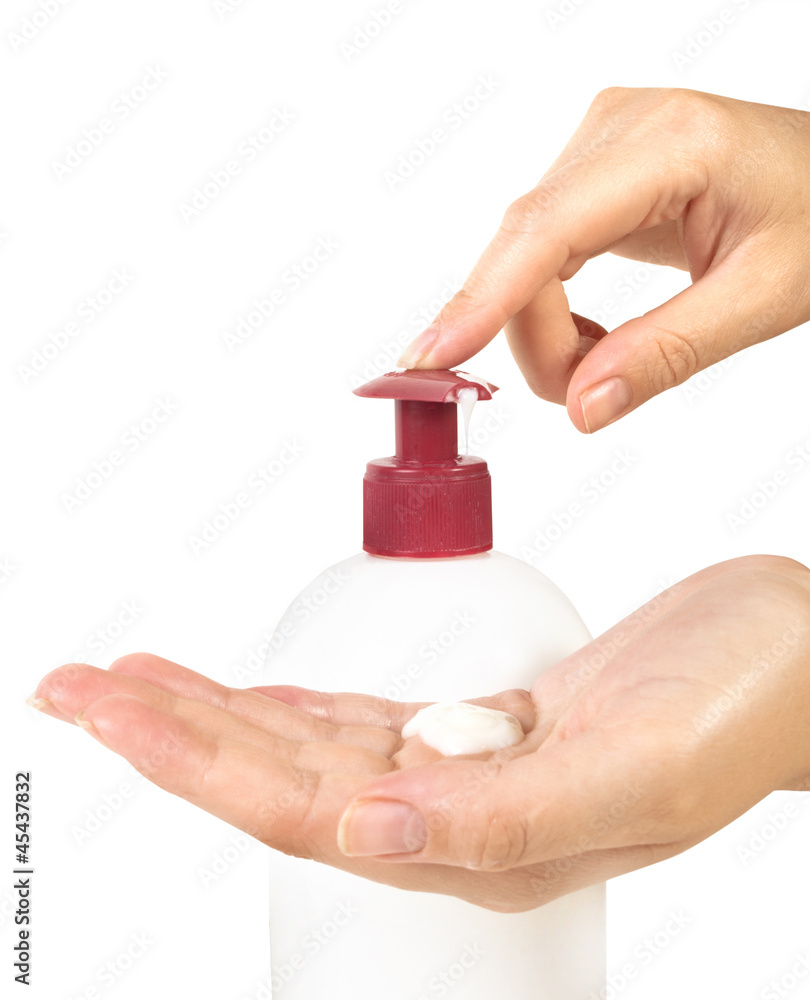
left=396, top=111, right=709, bottom=370
left=257, top=686, right=538, bottom=735
left=77, top=692, right=368, bottom=859
left=37, top=663, right=394, bottom=773
left=110, top=653, right=399, bottom=754
left=571, top=312, right=609, bottom=345
left=504, top=278, right=608, bottom=403
left=334, top=727, right=667, bottom=868
left=30, top=661, right=117, bottom=723
left=567, top=238, right=805, bottom=433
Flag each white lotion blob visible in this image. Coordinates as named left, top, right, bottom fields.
left=401, top=701, right=524, bottom=756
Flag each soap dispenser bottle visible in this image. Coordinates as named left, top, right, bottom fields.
left=262, top=369, right=605, bottom=999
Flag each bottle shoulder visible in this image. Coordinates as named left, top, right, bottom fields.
left=267, top=548, right=591, bottom=693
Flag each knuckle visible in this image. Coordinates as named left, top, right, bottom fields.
left=373, top=696, right=402, bottom=729
left=723, top=554, right=810, bottom=617
left=500, top=189, right=555, bottom=234
left=456, top=279, right=511, bottom=333
left=648, top=88, right=730, bottom=140
left=646, top=326, right=700, bottom=391
left=462, top=809, right=529, bottom=872
left=426, top=289, right=471, bottom=336
left=588, top=86, right=632, bottom=116
left=522, top=372, right=559, bottom=403
left=730, top=552, right=808, bottom=579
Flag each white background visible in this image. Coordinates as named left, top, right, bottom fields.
left=3, top=0, right=810, bottom=997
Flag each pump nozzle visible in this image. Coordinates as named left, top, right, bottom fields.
left=353, top=369, right=499, bottom=558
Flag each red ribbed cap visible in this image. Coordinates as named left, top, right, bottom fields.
left=353, top=370, right=498, bottom=558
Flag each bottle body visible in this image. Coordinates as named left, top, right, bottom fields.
left=263, top=550, right=605, bottom=999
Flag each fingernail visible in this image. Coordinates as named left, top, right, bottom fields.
left=579, top=376, right=633, bottom=433
left=337, top=799, right=427, bottom=857
left=25, top=694, right=52, bottom=712
left=396, top=324, right=440, bottom=369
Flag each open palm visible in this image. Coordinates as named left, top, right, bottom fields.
left=31, top=554, right=810, bottom=912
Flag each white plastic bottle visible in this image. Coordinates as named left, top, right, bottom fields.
left=263, top=370, right=605, bottom=999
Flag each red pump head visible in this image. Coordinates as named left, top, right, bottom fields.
left=353, top=369, right=498, bottom=558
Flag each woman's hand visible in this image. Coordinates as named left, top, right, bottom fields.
left=397, top=88, right=810, bottom=432
left=29, top=554, right=810, bottom=912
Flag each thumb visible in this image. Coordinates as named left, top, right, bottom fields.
left=336, top=730, right=651, bottom=870
left=568, top=246, right=801, bottom=433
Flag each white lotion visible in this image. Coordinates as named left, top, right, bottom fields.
left=457, top=386, right=478, bottom=454
left=402, top=701, right=524, bottom=755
